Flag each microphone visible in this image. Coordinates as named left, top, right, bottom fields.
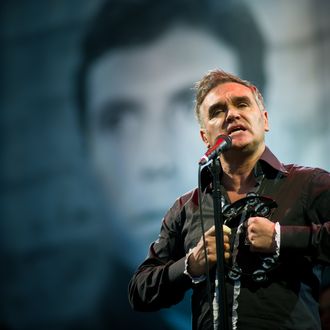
left=199, top=134, right=232, bottom=165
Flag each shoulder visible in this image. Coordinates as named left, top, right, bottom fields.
left=284, top=163, right=329, bottom=178
left=284, top=164, right=330, bottom=197
left=177, top=187, right=201, bottom=208
left=165, top=188, right=201, bottom=220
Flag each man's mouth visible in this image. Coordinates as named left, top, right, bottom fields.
left=228, top=125, right=246, bottom=136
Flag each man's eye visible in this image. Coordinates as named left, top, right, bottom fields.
left=238, top=102, right=248, bottom=108
left=213, top=109, right=224, bottom=116
left=209, top=108, right=225, bottom=119
left=99, top=108, right=122, bottom=130
left=97, top=101, right=139, bottom=131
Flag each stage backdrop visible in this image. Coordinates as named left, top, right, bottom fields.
left=1, top=1, right=330, bottom=329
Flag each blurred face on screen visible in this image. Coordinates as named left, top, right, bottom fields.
left=85, top=24, right=238, bottom=268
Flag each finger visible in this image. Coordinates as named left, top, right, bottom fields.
left=247, top=217, right=257, bottom=227
left=206, top=246, right=217, bottom=262
left=247, top=231, right=253, bottom=244
left=224, top=251, right=231, bottom=260
left=224, top=242, right=230, bottom=251
left=247, top=219, right=257, bottom=234
left=205, top=225, right=216, bottom=236
left=223, top=225, right=232, bottom=235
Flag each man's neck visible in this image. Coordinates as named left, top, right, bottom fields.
left=220, top=144, right=265, bottom=194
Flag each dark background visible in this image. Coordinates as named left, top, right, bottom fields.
left=1, top=1, right=330, bottom=329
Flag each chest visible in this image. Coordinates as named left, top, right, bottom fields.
left=182, top=175, right=309, bottom=253
left=227, top=191, right=247, bottom=203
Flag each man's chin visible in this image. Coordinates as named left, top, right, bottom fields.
left=224, top=141, right=261, bottom=157
left=228, top=142, right=249, bottom=151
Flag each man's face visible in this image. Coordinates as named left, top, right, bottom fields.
left=85, top=25, right=238, bottom=267
left=199, top=82, right=269, bottom=153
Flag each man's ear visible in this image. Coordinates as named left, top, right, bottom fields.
left=200, top=129, right=210, bottom=148
left=263, top=110, right=270, bottom=132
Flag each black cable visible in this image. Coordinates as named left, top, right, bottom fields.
left=197, top=164, right=214, bottom=319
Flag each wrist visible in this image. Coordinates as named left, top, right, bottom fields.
left=184, top=249, right=206, bottom=284
left=274, top=222, right=281, bottom=257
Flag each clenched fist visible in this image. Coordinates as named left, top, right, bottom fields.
left=186, top=225, right=232, bottom=277
left=246, top=217, right=276, bottom=253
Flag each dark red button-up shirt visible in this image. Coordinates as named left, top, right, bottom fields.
left=129, top=147, right=330, bottom=330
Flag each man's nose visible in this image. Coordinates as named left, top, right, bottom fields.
left=138, top=120, right=177, bottom=181
left=226, top=106, right=241, bottom=122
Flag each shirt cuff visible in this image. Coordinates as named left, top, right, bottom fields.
left=183, top=249, right=206, bottom=284
left=274, top=221, right=281, bottom=257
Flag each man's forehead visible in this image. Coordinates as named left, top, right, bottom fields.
left=212, top=82, right=252, bottom=97
left=203, top=82, right=253, bottom=105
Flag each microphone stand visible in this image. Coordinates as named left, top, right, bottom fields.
left=211, top=157, right=229, bottom=330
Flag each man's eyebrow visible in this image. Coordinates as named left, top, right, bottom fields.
left=232, top=95, right=251, bottom=104
left=208, top=101, right=226, bottom=118
left=100, top=98, right=140, bottom=113
left=207, top=95, right=253, bottom=119
left=98, top=98, right=140, bottom=121
left=207, top=101, right=227, bottom=119
left=96, top=98, right=142, bottom=130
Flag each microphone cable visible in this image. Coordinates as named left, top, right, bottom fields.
left=197, top=163, right=214, bottom=320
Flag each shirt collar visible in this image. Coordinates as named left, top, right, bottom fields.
left=259, top=146, right=288, bottom=175
left=200, top=146, right=288, bottom=191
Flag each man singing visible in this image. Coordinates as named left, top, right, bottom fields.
left=128, top=69, right=330, bottom=330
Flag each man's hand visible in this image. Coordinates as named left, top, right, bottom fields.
left=187, top=225, right=231, bottom=277
left=246, top=217, right=276, bottom=253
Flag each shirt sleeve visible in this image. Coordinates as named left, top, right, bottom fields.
left=280, top=169, right=330, bottom=263
left=128, top=196, right=192, bottom=312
